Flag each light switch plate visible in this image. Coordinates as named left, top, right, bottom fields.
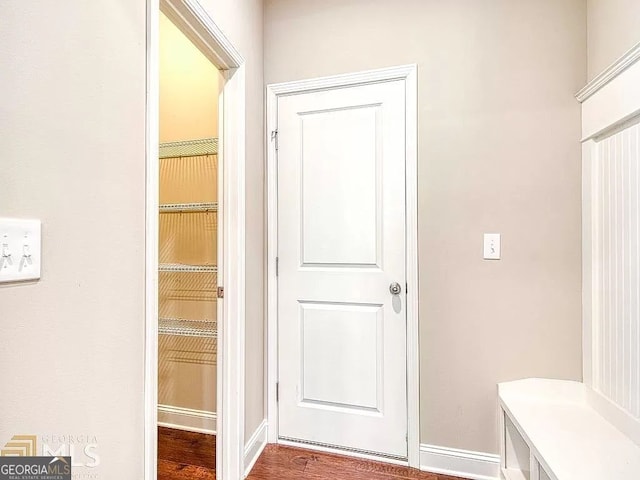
left=0, top=218, right=42, bottom=283
left=483, top=233, right=501, bottom=260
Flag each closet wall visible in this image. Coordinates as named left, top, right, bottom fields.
left=158, top=12, right=221, bottom=428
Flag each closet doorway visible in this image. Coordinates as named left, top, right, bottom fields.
left=157, top=11, right=222, bottom=479
left=145, top=1, right=246, bottom=480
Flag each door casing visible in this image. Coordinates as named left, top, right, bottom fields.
left=265, top=64, right=419, bottom=467
left=145, top=1, right=247, bottom=480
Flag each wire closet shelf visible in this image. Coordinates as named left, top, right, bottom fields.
left=159, top=137, right=218, bottom=158
left=158, top=317, right=217, bottom=339
left=158, top=263, right=217, bottom=273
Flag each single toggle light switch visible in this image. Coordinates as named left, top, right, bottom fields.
left=20, top=241, right=34, bottom=272
left=0, top=218, right=41, bottom=282
left=483, top=233, right=501, bottom=260
left=1, top=240, right=12, bottom=269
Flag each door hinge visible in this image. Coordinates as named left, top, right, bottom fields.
left=406, top=283, right=408, bottom=295
left=271, top=129, right=279, bottom=151
left=217, top=286, right=224, bottom=298
left=276, top=382, right=279, bottom=402
left=276, top=256, right=279, bottom=276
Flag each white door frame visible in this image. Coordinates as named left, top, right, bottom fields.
left=265, top=64, right=419, bottom=468
left=145, top=1, right=246, bottom=480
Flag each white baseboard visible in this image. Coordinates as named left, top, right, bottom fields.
left=157, top=404, right=217, bottom=435
left=420, top=444, right=500, bottom=480
left=244, top=419, right=268, bottom=478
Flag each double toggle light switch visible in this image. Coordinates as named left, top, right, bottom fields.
left=0, top=218, right=41, bottom=283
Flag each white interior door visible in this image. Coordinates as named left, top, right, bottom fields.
left=277, top=79, right=408, bottom=458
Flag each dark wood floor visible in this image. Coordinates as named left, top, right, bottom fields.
left=158, top=427, right=216, bottom=480
left=158, top=427, right=468, bottom=480
left=248, top=444, right=468, bottom=480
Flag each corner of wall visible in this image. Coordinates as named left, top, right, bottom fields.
left=243, top=419, right=268, bottom=477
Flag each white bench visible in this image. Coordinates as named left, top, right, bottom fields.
left=498, top=378, right=640, bottom=480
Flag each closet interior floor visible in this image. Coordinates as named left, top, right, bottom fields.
left=158, top=426, right=215, bottom=480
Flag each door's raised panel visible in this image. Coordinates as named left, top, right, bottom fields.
left=300, top=301, right=382, bottom=412
left=300, top=105, right=381, bottom=268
